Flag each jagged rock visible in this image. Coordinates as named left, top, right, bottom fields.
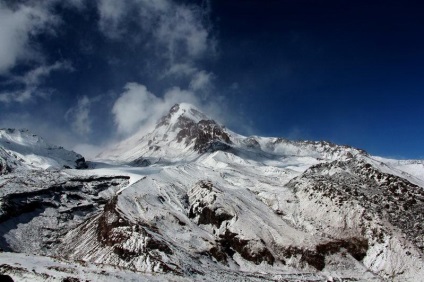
left=0, top=104, right=423, bottom=281
left=243, top=137, right=261, bottom=149
left=217, top=229, right=275, bottom=265
left=129, top=157, right=151, bottom=167
left=176, top=119, right=232, bottom=153
left=0, top=148, right=15, bottom=175
left=75, top=157, right=88, bottom=169
left=282, top=238, right=368, bottom=271
left=188, top=180, right=235, bottom=228
left=0, top=157, right=10, bottom=175
left=58, top=195, right=179, bottom=274
left=204, top=140, right=232, bottom=153
left=0, top=172, right=130, bottom=253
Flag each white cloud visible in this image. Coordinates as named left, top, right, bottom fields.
left=0, top=111, right=81, bottom=154
left=19, top=61, right=73, bottom=86
left=0, top=2, right=60, bottom=74
left=96, top=0, right=214, bottom=76
left=112, top=83, right=160, bottom=134
left=155, top=5, right=209, bottom=61
left=164, top=63, right=197, bottom=77
left=65, top=95, right=92, bottom=136
left=100, top=0, right=220, bottom=139
left=112, top=82, right=200, bottom=135
left=96, top=0, right=230, bottom=141
left=189, top=70, right=213, bottom=92
left=64, top=0, right=86, bottom=10
left=0, top=89, right=32, bottom=104
left=97, top=0, right=128, bottom=38
left=0, top=1, right=80, bottom=104
left=162, top=86, right=199, bottom=108
left=0, top=61, right=73, bottom=103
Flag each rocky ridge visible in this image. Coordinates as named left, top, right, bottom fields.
left=0, top=128, right=88, bottom=170
left=0, top=104, right=423, bottom=281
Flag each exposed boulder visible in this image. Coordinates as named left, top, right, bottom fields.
left=129, top=157, right=151, bottom=167
left=0, top=157, right=10, bottom=175
left=75, top=157, right=88, bottom=169
left=176, top=119, right=232, bottom=153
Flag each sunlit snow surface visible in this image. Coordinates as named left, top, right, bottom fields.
left=0, top=128, right=84, bottom=170
left=58, top=149, right=422, bottom=281
left=1, top=105, right=423, bottom=281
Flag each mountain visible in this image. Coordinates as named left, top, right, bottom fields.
left=98, top=103, right=366, bottom=164
left=0, top=128, right=88, bottom=171
left=97, top=103, right=234, bottom=162
left=0, top=104, right=423, bottom=281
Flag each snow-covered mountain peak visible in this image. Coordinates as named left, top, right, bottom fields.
left=98, top=103, right=372, bottom=165
left=0, top=128, right=47, bottom=147
left=0, top=128, right=87, bottom=171
left=1, top=113, right=424, bottom=281
left=156, top=103, right=210, bottom=130
left=98, top=104, right=233, bottom=162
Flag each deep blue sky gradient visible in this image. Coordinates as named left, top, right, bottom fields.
left=0, top=0, right=423, bottom=158
left=210, top=0, right=424, bottom=158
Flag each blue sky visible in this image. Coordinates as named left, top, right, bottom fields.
left=0, top=0, right=423, bottom=159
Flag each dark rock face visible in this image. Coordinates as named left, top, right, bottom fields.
left=282, top=238, right=368, bottom=271
left=203, top=140, right=231, bottom=153
left=188, top=181, right=234, bottom=228
left=176, top=119, right=232, bottom=153
left=150, top=104, right=233, bottom=155
left=216, top=230, right=275, bottom=265
left=0, top=173, right=130, bottom=252
left=156, top=104, right=181, bottom=128
left=195, top=206, right=234, bottom=227
left=188, top=181, right=275, bottom=266
left=95, top=197, right=175, bottom=272
left=130, top=157, right=151, bottom=167
left=292, top=159, right=424, bottom=252
left=0, top=274, right=14, bottom=282
left=243, top=137, right=260, bottom=149
left=267, top=138, right=367, bottom=158
left=75, top=157, right=88, bottom=169
left=0, top=148, right=15, bottom=175
left=316, top=238, right=368, bottom=261
left=97, top=197, right=130, bottom=247
left=0, top=157, right=10, bottom=175
left=207, top=230, right=277, bottom=266
left=62, top=277, right=79, bottom=282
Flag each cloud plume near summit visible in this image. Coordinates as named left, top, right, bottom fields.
left=101, top=0, right=221, bottom=137
left=112, top=83, right=200, bottom=135
left=0, top=0, right=224, bottom=156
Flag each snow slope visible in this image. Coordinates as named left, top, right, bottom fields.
left=0, top=128, right=87, bottom=170
left=372, top=156, right=424, bottom=184
left=97, top=103, right=214, bottom=163
left=1, top=104, right=423, bottom=281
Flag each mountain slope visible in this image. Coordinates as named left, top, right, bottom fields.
left=98, top=103, right=234, bottom=163
left=0, top=104, right=423, bottom=281
left=0, top=128, right=87, bottom=170
left=98, top=103, right=366, bottom=166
